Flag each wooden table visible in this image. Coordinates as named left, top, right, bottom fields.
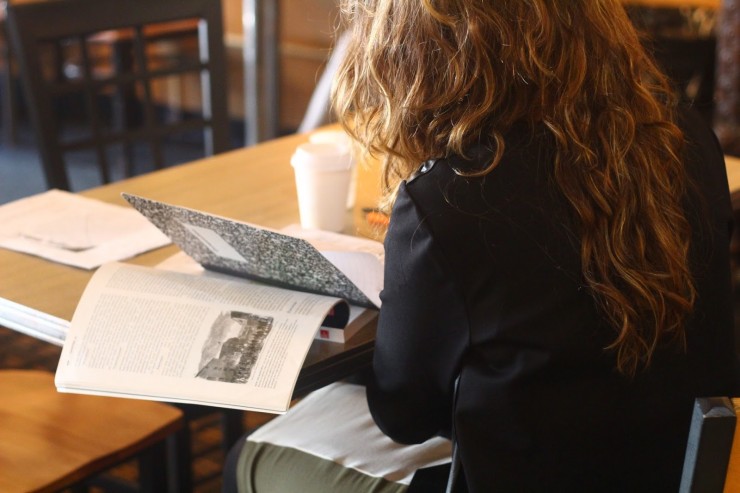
left=1, top=130, right=738, bottom=389
left=0, top=129, right=383, bottom=396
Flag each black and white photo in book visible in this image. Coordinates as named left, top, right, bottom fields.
left=122, top=193, right=382, bottom=308
left=196, top=311, right=273, bottom=384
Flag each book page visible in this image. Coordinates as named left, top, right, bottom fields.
left=156, top=252, right=375, bottom=342
left=55, top=262, right=346, bottom=413
left=280, top=225, right=384, bottom=308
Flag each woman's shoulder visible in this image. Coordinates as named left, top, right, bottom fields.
left=405, top=158, right=445, bottom=185
left=402, top=123, right=551, bottom=210
left=401, top=151, right=487, bottom=214
left=674, top=105, right=729, bottom=195
left=676, top=105, right=724, bottom=161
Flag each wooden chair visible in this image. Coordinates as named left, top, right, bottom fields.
left=0, top=369, right=183, bottom=493
left=679, top=397, right=740, bottom=492
left=4, top=0, right=231, bottom=191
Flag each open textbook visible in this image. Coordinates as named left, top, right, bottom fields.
left=55, top=194, right=385, bottom=413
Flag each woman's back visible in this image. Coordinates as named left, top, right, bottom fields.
left=371, top=107, right=738, bottom=491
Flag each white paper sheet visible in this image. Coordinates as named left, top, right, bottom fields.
left=0, top=190, right=170, bottom=269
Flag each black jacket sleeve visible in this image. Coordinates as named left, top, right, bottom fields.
left=366, top=181, right=469, bottom=445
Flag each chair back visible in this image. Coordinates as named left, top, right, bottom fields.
left=680, top=397, right=740, bottom=493
left=5, top=0, right=230, bottom=190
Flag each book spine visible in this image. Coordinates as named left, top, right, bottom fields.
left=315, top=327, right=346, bottom=343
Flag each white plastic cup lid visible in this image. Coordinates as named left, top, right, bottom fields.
left=308, top=129, right=352, bottom=150
left=290, top=142, right=352, bottom=172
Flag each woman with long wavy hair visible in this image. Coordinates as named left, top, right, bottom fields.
left=224, top=1, right=738, bottom=491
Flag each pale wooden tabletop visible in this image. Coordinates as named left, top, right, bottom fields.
left=0, top=129, right=384, bottom=372
left=0, top=130, right=382, bottom=323
left=0, top=131, right=737, bottom=319
left=0, top=130, right=737, bottom=360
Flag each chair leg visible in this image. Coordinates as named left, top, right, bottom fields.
left=139, top=440, right=169, bottom=493
left=2, top=37, right=18, bottom=146
left=221, top=409, right=245, bottom=454
left=167, top=424, right=194, bottom=493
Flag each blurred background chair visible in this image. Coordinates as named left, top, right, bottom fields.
left=626, top=4, right=719, bottom=122
left=0, top=369, right=183, bottom=493
left=0, top=4, right=19, bottom=146
left=4, top=0, right=231, bottom=191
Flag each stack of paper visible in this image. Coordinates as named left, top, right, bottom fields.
left=0, top=189, right=170, bottom=269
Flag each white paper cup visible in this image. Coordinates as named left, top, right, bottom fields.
left=309, top=130, right=357, bottom=209
left=291, top=142, right=353, bottom=232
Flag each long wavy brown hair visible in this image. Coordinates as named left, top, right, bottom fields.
left=333, top=0, right=696, bottom=376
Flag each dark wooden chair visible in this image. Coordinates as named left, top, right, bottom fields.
left=4, top=0, right=231, bottom=191
left=679, top=397, right=740, bottom=493
left=0, top=6, right=19, bottom=146
left=1, top=3, right=100, bottom=149
left=0, top=369, right=183, bottom=493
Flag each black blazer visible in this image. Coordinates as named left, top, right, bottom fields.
left=367, top=108, right=739, bottom=492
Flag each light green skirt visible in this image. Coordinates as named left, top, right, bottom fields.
left=233, top=382, right=452, bottom=493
